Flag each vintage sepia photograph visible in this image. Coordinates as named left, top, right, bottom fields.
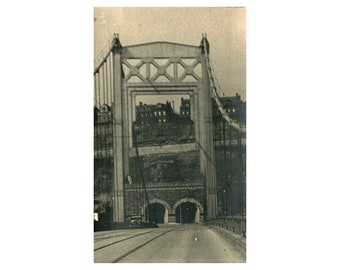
left=4, top=1, right=340, bottom=269
left=93, top=7, right=246, bottom=263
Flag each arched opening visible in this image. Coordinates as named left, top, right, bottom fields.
left=145, top=203, right=166, bottom=224
left=175, top=202, right=198, bottom=223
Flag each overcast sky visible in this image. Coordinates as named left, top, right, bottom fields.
left=94, top=7, right=246, bottom=100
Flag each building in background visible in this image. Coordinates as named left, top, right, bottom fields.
left=179, top=98, right=191, bottom=119
left=135, top=101, right=179, bottom=124
left=213, top=93, right=246, bottom=123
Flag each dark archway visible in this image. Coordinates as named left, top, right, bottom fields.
left=175, top=202, right=197, bottom=223
left=146, top=203, right=165, bottom=224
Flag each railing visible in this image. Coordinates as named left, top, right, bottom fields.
left=205, top=216, right=246, bottom=238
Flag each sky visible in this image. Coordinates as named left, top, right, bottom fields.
left=94, top=7, right=246, bottom=100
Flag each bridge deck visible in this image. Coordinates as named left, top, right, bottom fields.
left=94, top=223, right=245, bottom=263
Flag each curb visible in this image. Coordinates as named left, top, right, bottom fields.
left=209, top=225, right=246, bottom=257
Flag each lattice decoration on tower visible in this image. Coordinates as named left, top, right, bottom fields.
left=122, top=58, right=202, bottom=83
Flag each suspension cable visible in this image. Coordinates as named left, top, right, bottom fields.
left=133, top=132, right=150, bottom=223
left=201, top=35, right=245, bottom=133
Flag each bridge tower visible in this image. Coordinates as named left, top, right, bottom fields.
left=94, top=35, right=218, bottom=223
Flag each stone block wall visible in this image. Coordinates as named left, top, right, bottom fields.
left=124, top=183, right=204, bottom=223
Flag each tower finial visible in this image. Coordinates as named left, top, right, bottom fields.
left=111, top=33, right=122, bottom=52
left=199, top=32, right=210, bottom=54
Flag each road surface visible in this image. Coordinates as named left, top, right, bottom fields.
left=94, top=223, right=245, bottom=263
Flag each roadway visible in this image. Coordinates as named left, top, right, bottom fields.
left=94, top=223, right=245, bottom=263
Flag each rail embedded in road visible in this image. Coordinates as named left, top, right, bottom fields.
left=94, top=224, right=246, bottom=263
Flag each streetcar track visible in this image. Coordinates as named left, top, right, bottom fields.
left=94, top=230, right=156, bottom=251
left=94, top=231, right=153, bottom=243
left=111, top=230, right=171, bottom=263
left=94, top=234, right=130, bottom=242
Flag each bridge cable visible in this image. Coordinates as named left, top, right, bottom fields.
left=202, top=36, right=245, bottom=133
left=133, top=131, right=150, bottom=223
